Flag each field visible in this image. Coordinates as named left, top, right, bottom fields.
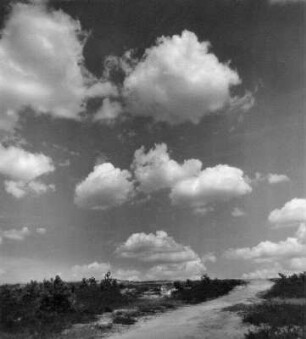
left=0, top=273, right=245, bottom=338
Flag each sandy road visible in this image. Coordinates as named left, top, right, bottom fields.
left=106, top=280, right=273, bottom=339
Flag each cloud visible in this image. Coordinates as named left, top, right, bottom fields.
left=70, top=261, right=111, bottom=280
left=133, top=144, right=251, bottom=210
left=132, top=143, right=201, bottom=193
left=231, top=207, right=246, bottom=217
left=74, top=162, right=135, bottom=210
left=0, top=144, right=54, bottom=182
left=63, top=261, right=142, bottom=281
left=241, top=264, right=283, bottom=280
left=2, top=226, right=30, bottom=241
left=170, top=165, right=252, bottom=208
left=116, top=230, right=206, bottom=280
left=123, top=30, right=247, bottom=125
left=93, top=98, right=123, bottom=122
left=267, top=174, right=290, bottom=185
left=4, top=180, right=55, bottom=199
left=0, top=2, right=114, bottom=131
left=0, top=144, right=55, bottom=198
left=225, top=223, right=306, bottom=275
left=252, top=172, right=290, bottom=186
left=268, top=198, right=306, bottom=227
left=36, top=228, right=47, bottom=235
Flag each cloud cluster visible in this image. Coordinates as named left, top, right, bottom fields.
left=226, top=198, right=306, bottom=278
left=0, top=144, right=55, bottom=198
left=75, top=143, right=251, bottom=211
left=116, top=230, right=206, bottom=280
left=0, top=2, right=114, bottom=131
left=74, top=163, right=134, bottom=210
left=268, top=198, right=306, bottom=227
left=123, top=30, right=243, bottom=125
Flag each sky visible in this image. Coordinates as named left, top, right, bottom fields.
left=0, top=0, right=305, bottom=283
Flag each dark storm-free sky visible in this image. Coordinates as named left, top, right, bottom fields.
left=0, top=0, right=305, bottom=282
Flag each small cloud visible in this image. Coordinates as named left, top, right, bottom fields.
left=3, top=227, right=30, bottom=241
left=267, top=174, right=290, bottom=185
left=36, top=228, right=46, bottom=235
left=231, top=207, right=246, bottom=217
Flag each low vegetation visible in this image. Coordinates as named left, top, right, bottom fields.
left=0, top=273, right=246, bottom=338
left=228, top=272, right=306, bottom=339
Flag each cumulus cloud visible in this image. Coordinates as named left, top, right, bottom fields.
left=170, top=165, right=252, bottom=208
left=133, top=144, right=251, bottom=210
left=0, top=2, right=115, bottom=131
left=225, top=223, right=306, bottom=275
left=123, top=30, right=247, bottom=125
left=74, top=162, right=135, bottom=210
left=0, top=144, right=54, bottom=182
left=231, top=207, right=246, bottom=217
left=268, top=198, right=306, bottom=227
left=0, top=144, right=55, bottom=198
left=267, top=174, right=290, bottom=185
left=132, top=143, right=201, bottom=193
left=116, top=230, right=206, bottom=279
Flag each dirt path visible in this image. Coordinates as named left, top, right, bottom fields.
left=105, top=280, right=273, bottom=339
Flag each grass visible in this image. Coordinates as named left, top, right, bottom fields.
left=227, top=272, right=306, bottom=339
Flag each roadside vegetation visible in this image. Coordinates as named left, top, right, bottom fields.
left=0, top=273, right=245, bottom=338
left=228, top=272, right=306, bottom=339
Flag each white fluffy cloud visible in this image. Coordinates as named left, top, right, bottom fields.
left=133, top=144, right=251, bottom=210
left=0, top=3, right=114, bottom=130
left=74, top=162, right=135, bottom=210
left=0, top=144, right=55, bottom=198
left=132, top=143, right=201, bottom=193
left=268, top=198, right=306, bottom=227
left=123, top=30, right=245, bottom=125
left=0, top=145, right=54, bottom=182
left=225, top=223, right=306, bottom=275
left=170, top=165, right=252, bottom=208
left=116, top=230, right=206, bottom=279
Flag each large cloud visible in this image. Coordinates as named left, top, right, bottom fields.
left=133, top=144, right=251, bottom=209
left=123, top=30, right=246, bottom=125
left=116, top=230, right=206, bottom=280
left=74, top=162, right=135, bottom=210
left=0, top=2, right=113, bottom=131
left=268, top=198, right=306, bottom=227
left=0, top=144, right=54, bottom=198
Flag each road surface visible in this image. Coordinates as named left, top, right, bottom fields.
left=106, top=280, right=273, bottom=339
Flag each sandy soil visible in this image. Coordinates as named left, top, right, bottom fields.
left=104, top=280, right=273, bottom=339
